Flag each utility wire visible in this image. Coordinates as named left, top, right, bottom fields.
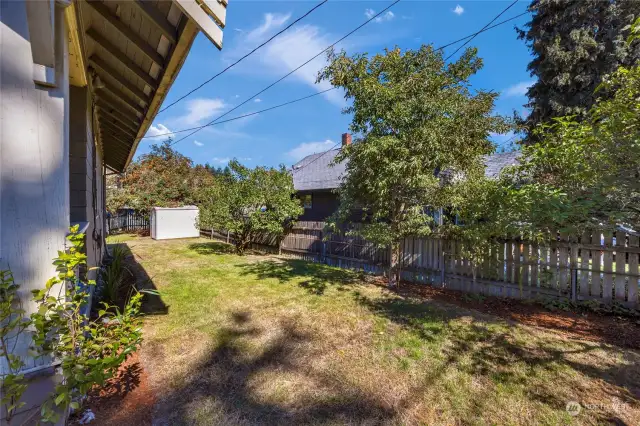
left=158, top=0, right=328, bottom=114
left=167, top=0, right=401, bottom=148
left=444, top=0, right=519, bottom=61
left=294, top=8, right=530, bottom=174
left=149, top=9, right=529, bottom=143
left=292, top=142, right=342, bottom=172
left=143, top=88, right=336, bottom=139
left=436, top=11, right=528, bottom=52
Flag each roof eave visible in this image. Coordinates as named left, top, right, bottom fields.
left=124, top=18, right=199, bottom=171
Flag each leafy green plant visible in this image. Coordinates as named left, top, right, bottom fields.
left=30, top=225, right=143, bottom=423
left=317, top=45, right=510, bottom=286
left=101, top=244, right=132, bottom=306
left=0, top=271, right=30, bottom=422
left=199, top=160, right=303, bottom=255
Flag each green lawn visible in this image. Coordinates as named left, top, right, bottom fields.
left=125, top=237, right=639, bottom=425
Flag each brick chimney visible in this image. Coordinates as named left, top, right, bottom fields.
left=341, top=133, right=352, bottom=147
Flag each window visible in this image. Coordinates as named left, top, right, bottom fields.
left=301, top=194, right=312, bottom=209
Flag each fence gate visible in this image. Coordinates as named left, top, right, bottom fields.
left=108, top=211, right=149, bottom=234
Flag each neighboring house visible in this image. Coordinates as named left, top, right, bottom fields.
left=291, top=133, right=351, bottom=221
left=0, top=0, right=227, bottom=423
left=291, top=133, right=521, bottom=221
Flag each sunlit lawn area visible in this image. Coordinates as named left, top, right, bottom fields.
left=123, top=237, right=639, bottom=425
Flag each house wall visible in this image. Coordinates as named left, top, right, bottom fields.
left=298, top=190, right=340, bottom=221
left=0, top=2, right=103, bottom=423
left=0, top=0, right=70, bottom=371
left=69, top=86, right=106, bottom=284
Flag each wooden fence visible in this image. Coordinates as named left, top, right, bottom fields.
left=107, top=211, right=149, bottom=234
left=201, top=221, right=639, bottom=308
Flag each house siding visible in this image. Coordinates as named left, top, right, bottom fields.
left=0, top=0, right=70, bottom=380
left=298, top=190, right=340, bottom=221
left=69, top=86, right=106, bottom=284
left=1, top=2, right=104, bottom=423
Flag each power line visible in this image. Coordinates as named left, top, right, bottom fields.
left=167, top=0, right=401, bottom=148
left=158, top=0, right=328, bottom=114
left=150, top=8, right=530, bottom=144
left=436, top=11, right=528, bottom=52
left=444, top=0, right=519, bottom=61
left=295, top=10, right=531, bottom=174
left=143, top=88, right=336, bottom=139
left=293, top=142, right=342, bottom=172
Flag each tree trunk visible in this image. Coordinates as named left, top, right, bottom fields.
left=388, top=241, right=400, bottom=288
left=235, top=231, right=250, bottom=255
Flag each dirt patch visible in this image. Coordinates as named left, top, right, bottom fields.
left=68, top=353, right=154, bottom=426
left=383, top=280, right=640, bottom=350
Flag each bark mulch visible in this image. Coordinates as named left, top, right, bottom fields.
left=388, top=280, right=640, bottom=350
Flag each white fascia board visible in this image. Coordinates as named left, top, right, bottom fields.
left=173, top=0, right=224, bottom=50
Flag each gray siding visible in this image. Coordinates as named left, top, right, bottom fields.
left=69, top=86, right=106, bottom=283
left=298, top=191, right=340, bottom=221
left=0, top=0, right=70, bottom=377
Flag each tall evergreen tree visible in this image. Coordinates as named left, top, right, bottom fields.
left=517, top=0, right=638, bottom=138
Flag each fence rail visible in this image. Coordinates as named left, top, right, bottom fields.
left=108, top=212, right=149, bottom=234
left=201, top=221, right=639, bottom=308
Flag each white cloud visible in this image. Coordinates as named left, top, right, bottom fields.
left=145, top=123, right=172, bottom=138
left=221, top=13, right=345, bottom=105
left=180, top=98, right=226, bottom=125
left=246, top=12, right=291, bottom=42
left=254, top=98, right=262, bottom=103
left=287, top=140, right=335, bottom=161
left=193, top=140, right=204, bottom=147
left=503, top=81, right=534, bottom=97
left=453, top=5, right=464, bottom=16
left=365, top=9, right=395, bottom=23
left=212, top=157, right=231, bottom=164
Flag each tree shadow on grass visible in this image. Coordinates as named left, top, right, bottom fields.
left=355, top=292, right=640, bottom=421
left=107, top=242, right=169, bottom=316
left=155, top=310, right=398, bottom=425
left=187, top=241, right=235, bottom=255
left=239, top=259, right=361, bottom=295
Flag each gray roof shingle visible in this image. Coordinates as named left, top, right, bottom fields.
left=292, top=149, right=345, bottom=191
left=292, top=149, right=521, bottom=191
left=483, top=151, right=522, bottom=178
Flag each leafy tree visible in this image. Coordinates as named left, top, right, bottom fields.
left=107, top=140, right=215, bottom=214
left=453, top=17, right=640, bottom=261
left=510, top=17, right=640, bottom=232
left=517, top=0, right=638, bottom=138
left=199, top=160, right=303, bottom=254
left=317, top=46, right=510, bottom=286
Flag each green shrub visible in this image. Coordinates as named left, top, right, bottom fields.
left=101, top=244, right=132, bottom=306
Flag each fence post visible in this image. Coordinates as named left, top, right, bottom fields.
left=226, top=230, right=230, bottom=244
left=570, top=267, right=578, bottom=302
left=439, top=239, right=446, bottom=287
left=321, top=227, right=327, bottom=264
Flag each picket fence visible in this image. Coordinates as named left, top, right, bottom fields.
left=107, top=211, right=149, bottom=233
left=201, top=221, right=639, bottom=308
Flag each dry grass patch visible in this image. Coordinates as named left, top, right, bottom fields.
left=121, top=238, right=640, bottom=425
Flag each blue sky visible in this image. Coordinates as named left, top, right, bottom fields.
left=138, top=0, right=534, bottom=168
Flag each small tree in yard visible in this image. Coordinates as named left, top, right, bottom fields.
left=318, top=46, right=509, bottom=286
left=199, top=160, right=303, bottom=254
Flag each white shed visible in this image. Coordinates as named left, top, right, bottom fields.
left=151, top=206, right=200, bottom=240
